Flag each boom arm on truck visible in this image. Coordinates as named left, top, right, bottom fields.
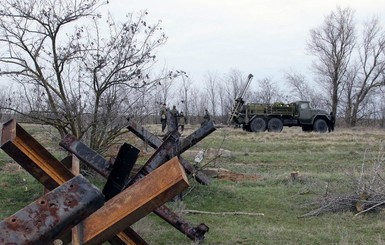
left=227, top=74, right=253, bottom=125
left=227, top=74, right=335, bottom=133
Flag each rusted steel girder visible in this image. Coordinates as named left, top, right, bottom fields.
left=60, top=133, right=209, bottom=241
left=127, top=120, right=215, bottom=185
left=1, top=119, right=74, bottom=190
left=0, top=175, right=104, bottom=245
left=76, top=157, right=189, bottom=245
left=1, top=119, right=146, bottom=245
left=59, top=133, right=112, bottom=178
left=126, top=130, right=180, bottom=183
left=179, top=120, right=216, bottom=153
left=103, top=143, right=140, bottom=201
left=124, top=128, right=209, bottom=241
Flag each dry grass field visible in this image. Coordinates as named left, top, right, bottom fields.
left=1, top=123, right=385, bottom=244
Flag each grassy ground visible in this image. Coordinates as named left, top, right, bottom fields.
left=1, top=123, right=385, bottom=244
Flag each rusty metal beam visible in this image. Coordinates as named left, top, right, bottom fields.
left=60, top=133, right=112, bottom=177
left=59, top=132, right=208, bottom=241
left=154, top=206, right=209, bottom=241
left=125, top=128, right=210, bottom=241
left=127, top=120, right=216, bottom=154
left=78, top=157, right=189, bottom=245
left=103, top=143, right=140, bottom=201
left=0, top=120, right=146, bottom=245
left=178, top=120, right=216, bottom=154
left=110, top=227, right=149, bottom=245
left=127, top=131, right=180, bottom=184
left=127, top=120, right=215, bottom=185
left=0, top=175, right=104, bottom=245
left=1, top=119, right=75, bottom=190
left=59, top=135, right=151, bottom=245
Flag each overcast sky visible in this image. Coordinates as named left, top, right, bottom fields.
left=108, top=0, right=385, bottom=85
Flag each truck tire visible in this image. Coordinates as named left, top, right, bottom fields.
left=267, top=118, right=283, bottom=132
left=313, top=119, right=328, bottom=133
left=302, top=125, right=313, bottom=132
left=250, top=117, right=266, bottom=132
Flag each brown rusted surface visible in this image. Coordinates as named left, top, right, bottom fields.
left=126, top=131, right=180, bottom=185
left=0, top=175, right=104, bottom=244
left=1, top=119, right=74, bottom=189
left=127, top=120, right=214, bottom=185
left=0, top=121, right=144, bottom=245
left=112, top=227, right=149, bottom=245
left=60, top=133, right=206, bottom=243
left=178, top=120, right=216, bottom=154
left=78, top=157, right=189, bottom=245
left=127, top=121, right=163, bottom=149
left=154, top=206, right=209, bottom=241
left=60, top=134, right=112, bottom=177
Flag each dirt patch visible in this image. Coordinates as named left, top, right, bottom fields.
left=202, top=168, right=263, bottom=182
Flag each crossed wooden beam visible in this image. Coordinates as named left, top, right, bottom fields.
left=0, top=118, right=215, bottom=244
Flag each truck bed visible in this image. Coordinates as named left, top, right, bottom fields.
left=247, top=103, right=295, bottom=116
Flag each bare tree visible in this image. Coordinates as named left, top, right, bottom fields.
left=205, top=72, right=218, bottom=117
left=342, top=17, right=385, bottom=127
left=157, top=73, right=175, bottom=106
left=186, top=86, right=201, bottom=124
left=285, top=71, right=315, bottom=101
left=284, top=71, right=329, bottom=109
left=253, top=78, right=283, bottom=104
left=225, top=69, right=249, bottom=101
left=222, top=69, right=251, bottom=115
left=0, top=0, right=174, bottom=151
left=177, top=72, right=191, bottom=118
left=307, top=7, right=356, bottom=117
left=217, top=82, right=228, bottom=124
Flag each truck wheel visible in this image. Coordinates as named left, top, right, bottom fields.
left=242, top=124, right=251, bottom=132
left=267, top=118, right=283, bottom=132
left=313, top=119, right=328, bottom=133
left=302, top=125, right=312, bottom=132
left=250, top=118, right=266, bottom=132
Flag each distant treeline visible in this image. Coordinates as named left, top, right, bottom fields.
left=1, top=112, right=385, bottom=129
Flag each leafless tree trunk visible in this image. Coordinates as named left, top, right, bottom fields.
left=177, top=72, right=191, bottom=119
left=205, top=72, right=218, bottom=118
left=217, top=83, right=227, bottom=124
left=343, top=17, right=385, bottom=127
left=307, top=7, right=356, bottom=118
left=187, top=87, right=201, bottom=124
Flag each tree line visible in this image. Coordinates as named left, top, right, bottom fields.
left=0, top=1, right=384, bottom=152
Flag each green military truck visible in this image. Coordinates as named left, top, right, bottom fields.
left=228, top=74, right=335, bottom=133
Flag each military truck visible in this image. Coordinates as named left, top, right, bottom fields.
left=228, top=74, right=335, bottom=133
